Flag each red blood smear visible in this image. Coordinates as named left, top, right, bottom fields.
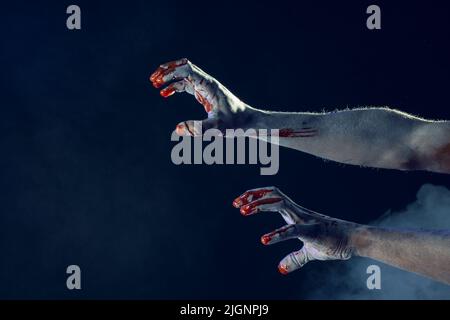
left=150, top=59, right=188, bottom=87
left=232, top=199, right=241, bottom=208
left=261, top=224, right=293, bottom=245
left=152, top=75, right=164, bottom=88
left=261, top=235, right=271, bottom=245
left=195, top=92, right=213, bottom=113
left=150, top=62, right=179, bottom=88
left=240, top=197, right=282, bottom=215
left=160, top=86, right=176, bottom=98
left=233, top=188, right=274, bottom=208
left=262, top=227, right=282, bottom=240
left=150, top=68, right=163, bottom=82
left=240, top=205, right=254, bottom=216
left=152, top=69, right=173, bottom=88
left=279, top=128, right=317, bottom=137
left=278, top=264, right=289, bottom=275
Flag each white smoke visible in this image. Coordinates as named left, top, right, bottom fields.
left=307, top=184, right=450, bottom=299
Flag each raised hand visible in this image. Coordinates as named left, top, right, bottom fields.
left=233, top=187, right=359, bottom=275
left=150, top=58, right=256, bottom=136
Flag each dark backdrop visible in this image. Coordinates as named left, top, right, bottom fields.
left=1, top=0, right=449, bottom=299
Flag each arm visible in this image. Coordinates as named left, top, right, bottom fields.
left=254, top=108, right=450, bottom=173
left=353, top=226, right=450, bottom=285
left=232, top=187, right=450, bottom=285
left=150, top=58, right=450, bottom=174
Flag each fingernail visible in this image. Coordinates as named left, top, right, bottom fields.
left=240, top=205, right=254, bottom=216
left=261, top=235, right=271, bottom=245
left=232, top=198, right=242, bottom=208
left=150, top=69, right=163, bottom=82
left=160, top=87, right=175, bottom=98
left=153, top=78, right=164, bottom=88
left=278, top=264, right=289, bottom=275
left=175, top=124, right=185, bottom=136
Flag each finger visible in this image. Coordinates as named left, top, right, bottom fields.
left=194, top=90, right=214, bottom=113
left=243, top=199, right=308, bottom=225
left=151, top=64, right=191, bottom=89
left=150, top=58, right=188, bottom=82
left=240, top=197, right=283, bottom=216
left=261, top=223, right=319, bottom=245
left=234, top=187, right=305, bottom=224
left=233, top=187, right=278, bottom=208
left=260, top=224, right=298, bottom=245
left=241, top=199, right=306, bottom=225
left=161, top=78, right=214, bottom=113
left=174, top=119, right=218, bottom=137
left=150, top=58, right=189, bottom=88
left=278, top=248, right=311, bottom=275
left=160, top=79, right=194, bottom=98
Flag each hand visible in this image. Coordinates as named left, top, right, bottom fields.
left=150, top=58, right=256, bottom=136
left=233, top=187, right=359, bottom=275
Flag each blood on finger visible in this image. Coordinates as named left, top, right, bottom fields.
left=233, top=188, right=275, bottom=208
left=240, top=197, right=282, bottom=216
left=278, top=264, right=289, bottom=275
left=160, top=86, right=176, bottom=98
left=278, top=128, right=318, bottom=138
left=150, top=59, right=188, bottom=88
left=195, top=92, right=213, bottom=113
left=261, top=234, right=272, bottom=245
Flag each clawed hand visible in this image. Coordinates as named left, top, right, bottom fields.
left=233, top=187, right=359, bottom=274
left=150, top=58, right=254, bottom=136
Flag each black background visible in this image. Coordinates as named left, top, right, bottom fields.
left=1, top=0, right=450, bottom=299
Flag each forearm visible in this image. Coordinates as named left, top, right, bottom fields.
left=351, top=226, right=450, bottom=284
left=250, top=106, right=448, bottom=172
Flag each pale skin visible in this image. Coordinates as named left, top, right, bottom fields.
left=150, top=59, right=450, bottom=284
left=233, top=187, right=450, bottom=285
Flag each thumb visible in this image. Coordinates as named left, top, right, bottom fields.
left=175, top=118, right=219, bottom=136
left=278, top=247, right=312, bottom=275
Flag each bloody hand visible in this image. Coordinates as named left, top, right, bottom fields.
left=233, top=186, right=359, bottom=275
